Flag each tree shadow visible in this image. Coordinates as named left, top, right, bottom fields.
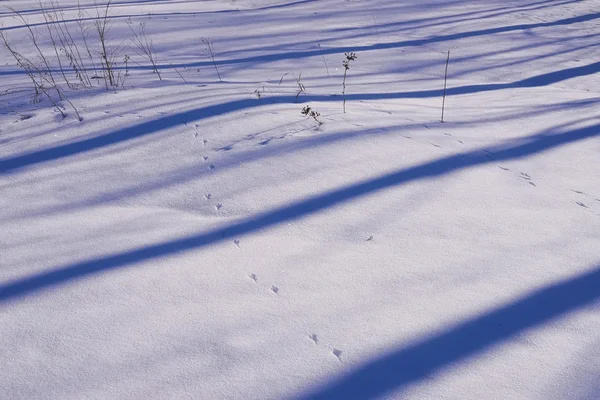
left=376, top=59, right=600, bottom=98
left=0, top=0, right=316, bottom=31
left=1, top=60, right=598, bottom=174
left=328, top=0, right=582, bottom=37
left=297, top=262, right=600, bottom=400
left=237, top=0, right=579, bottom=63
left=1, top=9, right=597, bottom=76
left=0, top=0, right=241, bottom=34
left=2, top=97, right=597, bottom=224
left=435, top=36, right=600, bottom=81
left=156, top=11, right=600, bottom=71
left=0, top=0, right=314, bottom=17
left=1, top=121, right=597, bottom=302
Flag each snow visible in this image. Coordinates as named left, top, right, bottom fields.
left=1, top=0, right=599, bottom=399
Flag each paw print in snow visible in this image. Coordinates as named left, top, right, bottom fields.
left=332, top=348, right=343, bottom=362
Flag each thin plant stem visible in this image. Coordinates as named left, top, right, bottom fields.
left=441, top=50, right=450, bottom=123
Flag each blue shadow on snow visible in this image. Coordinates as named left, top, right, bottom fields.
left=297, top=262, right=600, bottom=399
left=0, top=122, right=598, bottom=302
left=0, top=61, right=598, bottom=173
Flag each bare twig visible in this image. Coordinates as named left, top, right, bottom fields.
left=39, top=1, right=72, bottom=88
left=278, top=72, right=289, bottom=86
left=10, top=7, right=62, bottom=99
left=128, top=20, right=162, bottom=80
left=169, top=63, right=187, bottom=83
left=441, top=50, right=450, bottom=123
left=53, top=1, right=92, bottom=87
left=37, top=83, right=67, bottom=118
left=0, top=25, right=79, bottom=120
left=342, top=52, right=357, bottom=113
left=0, top=101, right=32, bottom=120
left=201, top=37, right=222, bottom=82
left=293, top=72, right=306, bottom=102
left=94, top=0, right=117, bottom=88
left=318, top=44, right=330, bottom=77
left=77, top=2, right=100, bottom=82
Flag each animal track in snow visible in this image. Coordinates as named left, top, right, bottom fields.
left=500, top=168, right=537, bottom=187
left=202, top=155, right=209, bottom=161
left=249, top=273, right=258, bottom=283
left=205, top=193, right=212, bottom=200
left=185, top=123, right=200, bottom=137
left=442, top=132, right=464, bottom=144
left=234, top=239, right=240, bottom=248
left=572, top=200, right=600, bottom=217
left=332, top=348, right=343, bottom=362
left=518, top=172, right=536, bottom=187
left=209, top=164, right=216, bottom=170
left=193, top=124, right=200, bottom=137
left=366, top=235, right=374, bottom=241
left=270, top=285, right=279, bottom=295
left=215, top=203, right=223, bottom=210
left=571, top=189, right=600, bottom=202
left=309, top=334, right=318, bottom=344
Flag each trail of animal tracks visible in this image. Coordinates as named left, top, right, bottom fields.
left=1, top=0, right=599, bottom=398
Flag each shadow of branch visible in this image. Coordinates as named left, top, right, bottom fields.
left=1, top=60, right=598, bottom=174
left=298, top=262, right=600, bottom=399
left=0, top=121, right=597, bottom=302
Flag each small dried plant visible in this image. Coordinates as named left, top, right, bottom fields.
left=201, top=37, right=222, bottom=82
left=129, top=21, right=162, bottom=80
left=293, top=72, right=306, bottom=102
left=342, top=52, right=357, bottom=113
left=301, top=105, right=322, bottom=126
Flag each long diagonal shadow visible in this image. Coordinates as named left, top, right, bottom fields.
left=163, top=12, right=600, bottom=69
left=1, top=61, right=598, bottom=173
left=0, top=11, right=597, bottom=75
left=298, top=263, right=600, bottom=400
left=3, top=97, right=594, bottom=223
left=0, top=123, right=597, bottom=302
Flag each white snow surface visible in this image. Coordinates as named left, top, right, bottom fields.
left=1, top=0, right=599, bottom=399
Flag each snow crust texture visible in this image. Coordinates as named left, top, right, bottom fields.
left=1, top=0, right=599, bottom=399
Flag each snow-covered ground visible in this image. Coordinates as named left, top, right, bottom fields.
left=1, top=0, right=599, bottom=398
